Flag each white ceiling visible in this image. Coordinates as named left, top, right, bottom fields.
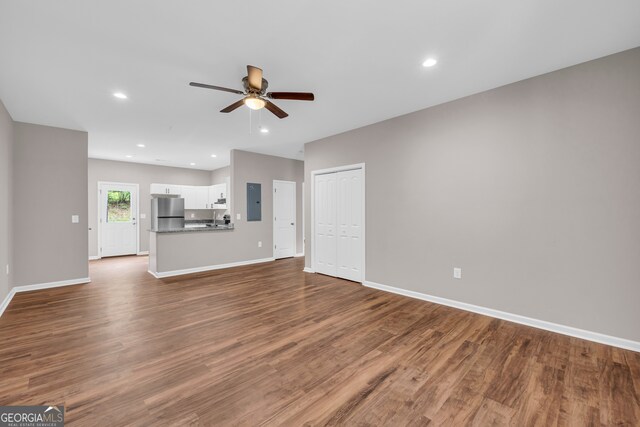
left=1, top=1, right=639, bottom=171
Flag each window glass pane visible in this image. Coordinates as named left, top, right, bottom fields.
left=107, top=190, right=131, bottom=222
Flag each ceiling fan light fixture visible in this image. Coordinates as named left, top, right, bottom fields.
left=244, top=95, right=266, bottom=110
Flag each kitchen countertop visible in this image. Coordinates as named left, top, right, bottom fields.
left=150, top=224, right=234, bottom=233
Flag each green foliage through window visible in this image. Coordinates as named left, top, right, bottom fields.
left=107, top=190, right=131, bottom=222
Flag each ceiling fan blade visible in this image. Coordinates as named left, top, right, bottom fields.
left=189, top=82, right=244, bottom=95
left=247, top=65, right=263, bottom=91
left=267, top=92, right=315, bottom=101
left=264, top=100, right=288, bottom=119
left=220, top=99, right=245, bottom=113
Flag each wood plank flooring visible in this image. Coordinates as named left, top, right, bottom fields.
left=0, top=256, right=639, bottom=426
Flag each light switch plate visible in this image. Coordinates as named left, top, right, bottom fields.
left=236, top=213, right=241, bottom=220
left=72, top=215, right=79, bottom=223
left=453, top=268, right=462, bottom=279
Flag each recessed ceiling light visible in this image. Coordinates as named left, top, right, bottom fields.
left=422, top=58, right=438, bottom=68
left=211, top=154, right=217, bottom=158
left=190, top=162, right=196, bottom=166
left=137, top=144, right=145, bottom=148
left=125, top=155, right=133, bottom=158
left=113, top=92, right=128, bottom=99
left=260, top=127, right=269, bottom=134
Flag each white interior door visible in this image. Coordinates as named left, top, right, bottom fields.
left=273, top=180, right=296, bottom=259
left=337, top=169, right=363, bottom=282
left=99, top=183, right=138, bottom=257
left=314, top=173, right=337, bottom=276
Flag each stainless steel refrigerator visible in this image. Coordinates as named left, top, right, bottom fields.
left=151, top=197, right=185, bottom=231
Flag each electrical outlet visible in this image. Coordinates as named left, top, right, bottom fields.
left=190, top=213, right=195, bottom=218
left=71, top=215, right=79, bottom=223
left=258, top=241, right=262, bottom=248
left=140, top=213, right=146, bottom=219
left=236, top=213, right=241, bottom=220
left=453, top=268, right=462, bottom=279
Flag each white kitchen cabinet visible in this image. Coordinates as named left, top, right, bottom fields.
left=151, top=183, right=228, bottom=209
left=208, top=183, right=228, bottom=209
left=150, top=183, right=182, bottom=196
left=182, top=186, right=209, bottom=209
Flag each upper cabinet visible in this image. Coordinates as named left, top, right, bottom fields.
left=209, top=183, right=227, bottom=209
left=150, top=182, right=229, bottom=209
left=182, top=186, right=209, bottom=209
left=150, top=184, right=182, bottom=196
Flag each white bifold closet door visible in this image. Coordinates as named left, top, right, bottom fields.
left=314, top=168, right=363, bottom=282
left=314, top=173, right=337, bottom=276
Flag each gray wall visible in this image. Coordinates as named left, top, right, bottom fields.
left=231, top=150, right=304, bottom=259
left=13, top=122, right=88, bottom=285
left=304, top=47, right=640, bottom=342
left=0, top=99, right=13, bottom=299
left=210, top=166, right=230, bottom=185
left=88, top=159, right=212, bottom=257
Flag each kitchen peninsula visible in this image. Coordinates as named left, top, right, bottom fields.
left=148, top=224, right=254, bottom=278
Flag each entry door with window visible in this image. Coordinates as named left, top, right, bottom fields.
left=100, top=183, right=138, bottom=257
left=273, top=180, right=296, bottom=259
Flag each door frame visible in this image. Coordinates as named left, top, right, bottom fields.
left=273, top=179, right=297, bottom=259
left=97, top=181, right=140, bottom=259
left=310, top=163, right=366, bottom=283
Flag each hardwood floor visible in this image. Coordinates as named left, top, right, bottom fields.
left=1, top=256, right=639, bottom=426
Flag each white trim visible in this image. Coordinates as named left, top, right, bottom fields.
left=97, top=181, right=140, bottom=258
left=89, top=255, right=101, bottom=260
left=12, top=277, right=91, bottom=293
left=150, top=257, right=275, bottom=279
left=0, top=288, right=16, bottom=318
left=364, top=280, right=640, bottom=353
left=273, top=180, right=297, bottom=260
left=310, top=163, right=366, bottom=283
left=295, top=253, right=305, bottom=258
left=137, top=251, right=149, bottom=256
left=303, top=267, right=315, bottom=273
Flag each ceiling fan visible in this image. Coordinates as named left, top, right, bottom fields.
left=189, top=65, right=315, bottom=119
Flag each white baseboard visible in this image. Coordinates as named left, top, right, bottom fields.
left=303, top=267, right=315, bottom=273
left=295, top=252, right=305, bottom=258
left=89, top=255, right=101, bottom=260
left=150, top=258, right=275, bottom=279
left=0, top=277, right=91, bottom=318
left=13, top=277, right=91, bottom=293
left=137, top=251, right=149, bottom=256
left=364, top=280, right=640, bottom=353
left=0, top=288, right=17, bottom=318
